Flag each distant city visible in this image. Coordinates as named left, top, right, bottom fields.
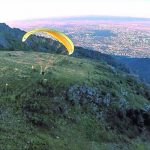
left=9, top=17, right=150, bottom=58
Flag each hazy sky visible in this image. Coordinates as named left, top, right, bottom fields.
left=1, top=0, right=150, bottom=22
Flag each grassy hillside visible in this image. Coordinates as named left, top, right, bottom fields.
left=1, top=51, right=150, bottom=150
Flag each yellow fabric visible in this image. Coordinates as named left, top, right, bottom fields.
left=22, top=28, right=74, bottom=55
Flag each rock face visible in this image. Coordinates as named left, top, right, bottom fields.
left=126, top=109, right=150, bottom=130
left=66, top=85, right=129, bottom=109
left=66, top=84, right=150, bottom=138
left=106, top=108, right=150, bottom=138
left=67, top=85, right=102, bottom=105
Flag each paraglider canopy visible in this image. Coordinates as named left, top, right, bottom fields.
left=22, top=28, right=74, bottom=55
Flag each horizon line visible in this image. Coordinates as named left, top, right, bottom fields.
left=6, top=15, right=150, bottom=23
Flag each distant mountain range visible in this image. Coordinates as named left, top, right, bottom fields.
left=0, top=23, right=150, bottom=84
left=9, top=16, right=150, bottom=24
left=8, top=16, right=150, bottom=32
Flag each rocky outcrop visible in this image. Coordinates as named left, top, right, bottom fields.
left=66, top=84, right=150, bottom=138
left=107, top=108, right=150, bottom=138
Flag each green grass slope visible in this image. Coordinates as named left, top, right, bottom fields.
left=0, top=51, right=150, bottom=150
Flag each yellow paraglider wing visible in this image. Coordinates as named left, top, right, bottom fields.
left=22, top=28, right=74, bottom=55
